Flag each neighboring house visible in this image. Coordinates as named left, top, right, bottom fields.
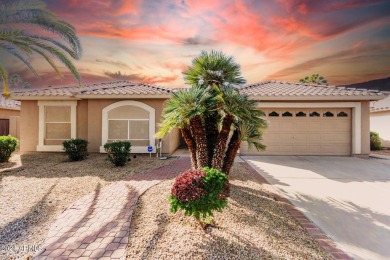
left=0, top=96, right=20, bottom=139
left=370, top=96, right=390, bottom=147
left=9, top=80, right=387, bottom=156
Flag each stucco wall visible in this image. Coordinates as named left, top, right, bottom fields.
left=20, top=101, right=39, bottom=152
left=77, top=100, right=88, bottom=140
left=19, top=99, right=181, bottom=154
left=370, top=110, right=390, bottom=148
left=0, top=109, right=20, bottom=139
left=168, top=128, right=180, bottom=154
left=86, top=99, right=177, bottom=153
left=361, top=101, right=370, bottom=154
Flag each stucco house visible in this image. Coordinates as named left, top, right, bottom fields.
left=370, top=96, right=390, bottom=147
left=0, top=96, right=20, bottom=139
left=9, top=80, right=387, bottom=156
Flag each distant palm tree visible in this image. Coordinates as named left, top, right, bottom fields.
left=0, top=0, right=82, bottom=95
left=299, top=74, right=328, bottom=85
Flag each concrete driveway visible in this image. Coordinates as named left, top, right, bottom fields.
left=242, top=156, right=390, bottom=260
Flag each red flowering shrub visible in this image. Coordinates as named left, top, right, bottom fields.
left=169, top=167, right=228, bottom=220
left=171, top=169, right=206, bottom=202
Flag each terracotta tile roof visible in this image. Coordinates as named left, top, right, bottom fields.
left=11, top=81, right=172, bottom=97
left=240, top=80, right=385, bottom=99
left=0, top=96, right=20, bottom=110
left=371, top=96, right=390, bottom=112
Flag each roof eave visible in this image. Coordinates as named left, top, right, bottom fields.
left=248, top=95, right=386, bottom=101
left=0, top=106, right=20, bottom=111
left=9, top=94, right=172, bottom=100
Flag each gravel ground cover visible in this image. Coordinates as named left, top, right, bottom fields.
left=127, top=163, right=330, bottom=260
left=371, top=148, right=390, bottom=156
left=0, top=152, right=172, bottom=260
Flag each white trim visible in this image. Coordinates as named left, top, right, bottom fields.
left=37, top=101, right=77, bottom=152
left=100, top=100, right=155, bottom=153
left=257, top=102, right=362, bottom=154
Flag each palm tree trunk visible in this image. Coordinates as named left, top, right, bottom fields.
left=190, top=115, right=208, bottom=168
left=212, top=114, right=233, bottom=171
left=222, top=129, right=240, bottom=174
left=180, top=127, right=197, bottom=169
left=205, top=112, right=219, bottom=167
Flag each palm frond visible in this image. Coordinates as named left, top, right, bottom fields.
left=29, top=46, right=62, bottom=77
left=0, top=0, right=82, bottom=58
left=183, top=50, right=246, bottom=87
left=0, top=42, right=38, bottom=77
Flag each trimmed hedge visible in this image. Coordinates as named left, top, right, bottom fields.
left=169, top=167, right=229, bottom=220
left=0, top=136, right=18, bottom=162
left=104, top=141, right=131, bottom=166
left=63, top=138, right=89, bottom=161
left=370, top=131, right=382, bottom=151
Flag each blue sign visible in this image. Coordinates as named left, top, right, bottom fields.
left=147, top=146, right=153, bottom=152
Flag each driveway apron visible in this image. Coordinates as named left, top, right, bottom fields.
left=243, top=156, right=390, bottom=260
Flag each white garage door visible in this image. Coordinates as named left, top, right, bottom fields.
left=242, top=108, right=352, bottom=156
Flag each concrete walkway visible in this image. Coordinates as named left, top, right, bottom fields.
left=34, top=158, right=190, bottom=260
left=243, top=156, right=390, bottom=260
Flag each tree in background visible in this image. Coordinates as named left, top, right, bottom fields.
left=0, top=0, right=82, bottom=95
left=9, top=73, right=31, bottom=88
left=299, top=74, right=328, bottom=85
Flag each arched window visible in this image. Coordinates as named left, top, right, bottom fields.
left=269, top=111, right=279, bottom=117
left=310, top=111, right=320, bottom=117
left=323, top=111, right=334, bottom=117
left=101, top=101, right=155, bottom=153
left=296, top=111, right=306, bottom=117
left=282, top=111, right=293, bottom=117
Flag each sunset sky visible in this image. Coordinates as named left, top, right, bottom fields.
left=4, top=0, right=390, bottom=88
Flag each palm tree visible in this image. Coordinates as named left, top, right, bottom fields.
left=158, top=50, right=268, bottom=174
left=212, top=85, right=267, bottom=172
left=156, top=86, right=218, bottom=169
left=299, top=74, right=328, bottom=85
left=183, top=50, right=246, bottom=166
left=0, top=0, right=82, bottom=95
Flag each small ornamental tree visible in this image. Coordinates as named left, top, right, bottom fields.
left=169, top=167, right=228, bottom=223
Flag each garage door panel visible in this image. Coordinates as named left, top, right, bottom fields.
left=334, top=120, right=351, bottom=131
left=279, top=133, right=294, bottom=144
left=279, top=145, right=294, bottom=153
left=294, top=133, right=308, bottom=142
left=267, top=121, right=281, bottom=131
left=334, top=132, right=351, bottom=143
left=321, top=121, right=336, bottom=130
left=279, top=121, right=295, bottom=131
left=334, top=144, right=351, bottom=154
left=321, top=133, right=336, bottom=143
left=321, top=145, right=336, bottom=154
left=249, top=107, right=352, bottom=156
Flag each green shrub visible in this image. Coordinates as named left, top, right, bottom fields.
left=0, top=136, right=18, bottom=162
left=169, top=167, right=229, bottom=220
left=370, top=131, right=382, bottom=150
left=63, top=138, right=89, bottom=161
left=104, top=141, right=131, bottom=166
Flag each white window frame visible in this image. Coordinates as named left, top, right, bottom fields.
left=37, top=101, right=77, bottom=152
left=257, top=102, right=361, bottom=154
left=100, top=100, right=155, bottom=153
